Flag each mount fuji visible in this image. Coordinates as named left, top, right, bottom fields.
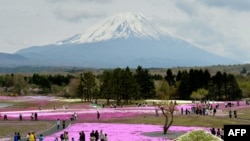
left=15, top=12, right=237, bottom=68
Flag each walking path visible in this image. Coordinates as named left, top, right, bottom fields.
left=20, top=120, right=71, bottom=141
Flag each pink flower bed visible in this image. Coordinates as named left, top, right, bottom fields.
left=44, top=123, right=209, bottom=141
left=1, top=107, right=151, bottom=121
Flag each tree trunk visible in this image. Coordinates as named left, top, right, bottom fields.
left=163, top=115, right=169, bottom=134
left=160, top=106, right=174, bottom=134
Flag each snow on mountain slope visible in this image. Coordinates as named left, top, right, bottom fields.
left=56, top=12, right=170, bottom=45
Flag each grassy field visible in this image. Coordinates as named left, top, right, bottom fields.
left=0, top=120, right=55, bottom=139
left=82, top=112, right=250, bottom=128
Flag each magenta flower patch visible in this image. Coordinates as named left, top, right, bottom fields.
left=44, top=123, right=208, bottom=141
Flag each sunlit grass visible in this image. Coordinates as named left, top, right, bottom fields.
left=0, top=121, right=54, bottom=139
left=93, top=112, right=250, bottom=128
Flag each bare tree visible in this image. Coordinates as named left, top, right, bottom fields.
left=159, top=101, right=176, bottom=134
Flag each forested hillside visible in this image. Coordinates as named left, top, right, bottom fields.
left=1, top=65, right=250, bottom=103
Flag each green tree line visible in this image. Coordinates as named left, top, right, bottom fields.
left=0, top=67, right=245, bottom=101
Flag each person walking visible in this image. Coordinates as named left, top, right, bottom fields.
left=29, top=132, right=35, bottom=141
left=14, top=132, right=18, bottom=141
left=62, top=120, right=66, bottom=129
left=234, top=110, right=237, bottom=118
left=19, top=114, right=23, bottom=121
left=220, top=128, right=224, bottom=140
left=97, top=111, right=100, bottom=120
left=34, top=112, right=38, bottom=120
left=26, top=132, right=30, bottom=141
left=39, top=134, right=44, bottom=141
left=56, top=119, right=61, bottom=129
left=79, top=131, right=85, bottom=141
left=229, top=110, right=232, bottom=118
left=4, top=114, right=7, bottom=120
left=100, top=130, right=105, bottom=141
left=17, top=132, right=21, bottom=141
left=94, top=130, right=99, bottom=141
left=104, top=134, right=108, bottom=141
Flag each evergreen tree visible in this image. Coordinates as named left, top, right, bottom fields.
left=82, top=72, right=96, bottom=102
left=227, top=74, right=242, bottom=100
left=178, top=70, right=190, bottom=99
left=165, top=69, right=175, bottom=86
left=212, top=71, right=223, bottom=100
left=100, top=70, right=114, bottom=104
left=135, top=66, right=156, bottom=99
left=77, top=73, right=84, bottom=102
left=176, top=70, right=182, bottom=81
left=122, top=67, right=139, bottom=104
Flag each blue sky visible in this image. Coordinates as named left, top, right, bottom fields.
left=0, top=0, right=250, bottom=62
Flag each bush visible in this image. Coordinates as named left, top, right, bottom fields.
left=175, top=130, right=222, bottom=141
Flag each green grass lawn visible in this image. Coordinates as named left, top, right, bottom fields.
left=235, top=108, right=250, bottom=120
left=0, top=121, right=55, bottom=139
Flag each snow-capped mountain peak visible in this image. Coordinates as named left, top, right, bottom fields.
left=56, top=12, right=165, bottom=44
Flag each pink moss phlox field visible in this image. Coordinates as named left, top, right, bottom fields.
left=0, top=107, right=151, bottom=120
left=44, top=123, right=209, bottom=141
left=0, top=96, right=249, bottom=140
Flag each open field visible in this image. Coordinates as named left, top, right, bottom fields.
left=1, top=96, right=250, bottom=140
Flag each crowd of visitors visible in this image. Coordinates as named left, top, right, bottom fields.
left=179, top=100, right=245, bottom=117
left=30, top=112, right=38, bottom=120
left=180, top=101, right=220, bottom=116
left=210, top=127, right=224, bottom=140
left=53, top=130, right=108, bottom=141
left=13, top=126, right=108, bottom=141
left=14, top=132, right=21, bottom=141
left=19, top=132, right=44, bottom=141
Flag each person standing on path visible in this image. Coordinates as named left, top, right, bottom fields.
left=229, top=110, right=232, bottom=118
left=39, top=134, right=44, bottom=141
left=234, top=110, right=237, bottom=118
left=17, top=132, right=21, bottom=141
left=100, top=130, right=105, bottom=141
left=29, top=132, right=35, bottom=141
left=56, top=119, right=61, bottom=129
left=62, top=120, right=66, bottom=129
left=26, top=132, right=30, bottom=141
left=104, top=134, right=108, bottom=141
left=14, top=132, right=18, bottom=141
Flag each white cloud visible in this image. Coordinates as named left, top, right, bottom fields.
left=54, top=7, right=106, bottom=22
left=169, top=0, right=250, bottom=61
left=201, top=0, right=250, bottom=11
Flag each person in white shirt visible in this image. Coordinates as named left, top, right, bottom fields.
left=99, top=130, right=105, bottom=141
left=56, top=119, right=60, bottom=129
left=104, top=134, right=108, bottom=141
